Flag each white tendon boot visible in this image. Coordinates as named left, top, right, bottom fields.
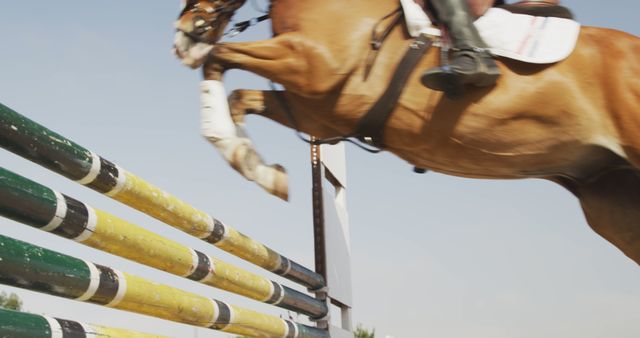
left=200, top=80, right=289, bottom=200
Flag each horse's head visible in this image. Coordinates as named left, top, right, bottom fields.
left=174, top=0, right=246, bottom=68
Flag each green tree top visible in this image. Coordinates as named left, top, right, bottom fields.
left=355, top=324, right=375, bottom=338
left=0, top=291, right=23, bottom=311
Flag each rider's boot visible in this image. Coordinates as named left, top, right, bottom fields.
left=421, top=0, right=500, bottom=96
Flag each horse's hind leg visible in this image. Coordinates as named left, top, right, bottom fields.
left=569, top=168, right=640, bottom=265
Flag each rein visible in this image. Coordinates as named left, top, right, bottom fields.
left=225, top=14, right=270, bottom=38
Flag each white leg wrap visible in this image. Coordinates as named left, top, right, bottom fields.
left=200, top=80, right=289, bottom=200
left=201, top=80, right=237, bottom=139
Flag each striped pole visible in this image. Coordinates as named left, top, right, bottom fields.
left=0, top=103, right=324, bottom=291
left=0, top=167, right=327, bottom=318
left=0, top=234, right=329, bottom=338
left=0, top=308, right=166, bottom=338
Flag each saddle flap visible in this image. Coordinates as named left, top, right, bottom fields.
left=475, top=7, right=580, bottom=64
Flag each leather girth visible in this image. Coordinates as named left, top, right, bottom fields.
left=355, top=34, right=433, bottom=148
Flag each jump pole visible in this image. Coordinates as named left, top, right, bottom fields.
left=0, top=308, right=167, bottom=338
left=0, top=102, right=354, bottom=337
left=0, top=102, right=323, bottom=291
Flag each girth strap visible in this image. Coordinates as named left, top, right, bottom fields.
left=355, top=34, right=433, bottom=148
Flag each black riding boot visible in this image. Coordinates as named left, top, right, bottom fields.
left=421, top=0, right=500, bottom=97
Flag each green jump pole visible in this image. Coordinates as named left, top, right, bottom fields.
left=0, top=102, right=325, bottom=291
left=0, top=166, right=328, bottom=318
left=0, top=234, right=329, bottom=338
left=0, top=308, right=167, bottom=338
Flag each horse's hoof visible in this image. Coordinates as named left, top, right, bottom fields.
left=413, top=167, right=428, bottom=174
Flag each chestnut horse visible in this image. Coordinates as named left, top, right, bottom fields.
left=174, top=0, right=640, bottom=265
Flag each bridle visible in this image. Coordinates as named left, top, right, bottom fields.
left=178, top=0, right=246, bottom=43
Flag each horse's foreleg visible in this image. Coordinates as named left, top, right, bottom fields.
left=208, top=33, right=343, bottom=97
left=199, top=86, right=345, bottom=200
left=198, top=80, right=289, bottom=200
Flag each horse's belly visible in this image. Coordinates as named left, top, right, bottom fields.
left=393, top=139, right=612, bottom=180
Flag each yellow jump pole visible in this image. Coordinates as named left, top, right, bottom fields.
left=0, top=103, right=324, bottom=290
left=0, top=166, right=327, bottom=318
left=0, top=234, right=329, bottom=338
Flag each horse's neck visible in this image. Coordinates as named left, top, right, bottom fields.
left=271, top=0, right=402, bottom=46
left=270, top=0, right=399, bottom=27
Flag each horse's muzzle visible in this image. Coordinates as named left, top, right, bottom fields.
left=173, top=30, right=214, bottom=69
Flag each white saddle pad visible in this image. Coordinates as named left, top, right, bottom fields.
left=400, top=0, right=581, bottom=64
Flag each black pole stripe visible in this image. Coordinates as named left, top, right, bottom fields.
left=48, top=195, right=90, bottom=239
left=86, top=157, right=120, bottom=193
left=187, top=250, right=211, bottom=281
left=56, top=318, right=88, bottom=338
left=89, top=265, right=120, bottom=305
left=210, top=300, right=232, bottom=330
left=204, top=219, right=226, bottom=244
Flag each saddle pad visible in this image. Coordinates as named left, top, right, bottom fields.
left=400, top=0, right=581, bottom=64
left=476, top=7, right=580, bottom=63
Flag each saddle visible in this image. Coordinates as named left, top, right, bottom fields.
left=355, top=0, right=575, bottom=151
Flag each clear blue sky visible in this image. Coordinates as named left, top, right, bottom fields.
left=1, top=1, right=639, bottom=337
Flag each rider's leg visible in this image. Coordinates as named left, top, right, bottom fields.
left=421, top=0, right=500, bottom=94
